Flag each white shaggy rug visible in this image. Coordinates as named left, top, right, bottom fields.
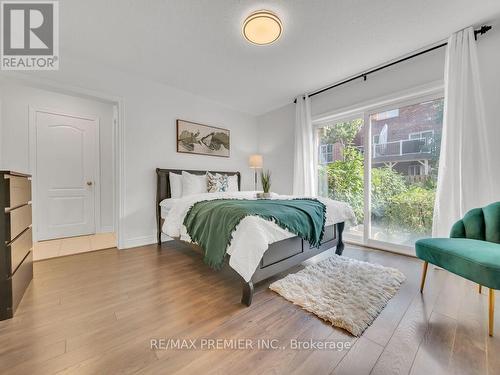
left=269, top=255, right=406, bottom=336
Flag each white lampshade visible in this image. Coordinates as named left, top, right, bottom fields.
left=249, top=154, right=263, bottom=169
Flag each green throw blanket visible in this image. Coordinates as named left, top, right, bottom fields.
left=183, top=199, right=326, bottom=269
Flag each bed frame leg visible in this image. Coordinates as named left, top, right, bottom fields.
left=335, top=222, right=345, bottom=255
left=241, top=281, right=254, bottom=306
left=157, top=211, right=162, bottom=245
left=157, top=228, right=162, bottom=245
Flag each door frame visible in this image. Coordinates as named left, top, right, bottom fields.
left=29, top=107, right=101, bottom=241
left=3, top=72, right=124, bottom=248
left=313, top=81, right=444, bottom=255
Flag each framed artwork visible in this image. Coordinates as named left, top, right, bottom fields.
left=176, top=119, right=230, bottom=157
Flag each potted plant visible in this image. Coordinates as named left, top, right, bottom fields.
left=261, top=170, right=271, bottom=198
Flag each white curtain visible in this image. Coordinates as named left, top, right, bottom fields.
left=432, top=27, right=494, bottom=237
left=293, top=95, right=316, bottom=196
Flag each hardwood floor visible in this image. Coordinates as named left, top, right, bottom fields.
left=0, top=242, right=498, bottom=375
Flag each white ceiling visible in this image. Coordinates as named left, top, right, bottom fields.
left=61, top=0, right=500, bottom=115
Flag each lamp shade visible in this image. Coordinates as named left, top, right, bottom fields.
left=249, top=154, right=263, bottom=169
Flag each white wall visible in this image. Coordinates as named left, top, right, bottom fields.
left=258, top=26, right=500, bottom=194
left=310, top=48, right=446, bottom=119
left=0, top=58, right=259, bottom=248
left=0, top=81, right=115, bottom=232
left=3, top=25, right=497, bottom=249
left=114, top=77, right=258, bottom=246
left=257, top=103, right=295, bottom=195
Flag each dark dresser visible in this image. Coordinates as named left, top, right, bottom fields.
left=0, top=171, right=33, bottom=320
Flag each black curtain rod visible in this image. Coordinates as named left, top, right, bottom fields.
left=294, top=25, right=492, bottom=103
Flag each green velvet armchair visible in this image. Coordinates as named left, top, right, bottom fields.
left=416, top=202, right=500, bottom=336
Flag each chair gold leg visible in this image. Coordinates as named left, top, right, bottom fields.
left=489, top=289, right=495, bottom=337
left=479, top=284, right=482, bottom=294
left=420, top=261, right=428, bottom=293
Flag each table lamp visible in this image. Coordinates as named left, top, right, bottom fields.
left=249, top=154, right=263, bottom=191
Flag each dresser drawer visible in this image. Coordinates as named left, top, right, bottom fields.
left=11, top=251, right=33, bottom=313
left=5, top=175, right=31, bottom=209
left=6, top=204, right=32, bottom=242
left=9, top=227, right=32, bottom=274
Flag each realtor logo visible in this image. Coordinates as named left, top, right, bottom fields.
left=1, top=1, right=59, bottom=70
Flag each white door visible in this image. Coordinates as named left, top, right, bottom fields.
left=35, top=111, right=98, bottom=241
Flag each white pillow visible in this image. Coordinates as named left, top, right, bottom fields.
left=227, top=175, right=239, bottom=192
left=169, top=172, right=183, bottom=198
left=182, top=171, right=208, bottom=196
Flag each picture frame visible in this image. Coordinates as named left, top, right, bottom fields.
left=176, top=119, right=230, bottom=158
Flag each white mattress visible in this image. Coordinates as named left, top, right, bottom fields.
left=161, top=191, right=356, bottom=281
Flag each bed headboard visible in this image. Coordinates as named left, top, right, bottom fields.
left=155, top=168, right=241, bottom=244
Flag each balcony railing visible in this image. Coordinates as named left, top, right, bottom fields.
left=319, top=138, right=435, bottom=164
left=373, top=139, right=429, bottom=158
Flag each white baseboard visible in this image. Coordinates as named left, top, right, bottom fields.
left=121, top=235, right=157, bottom=249
left=120, top=233, right=176, bottom=250
left=99, top=225, right=115, bottom=233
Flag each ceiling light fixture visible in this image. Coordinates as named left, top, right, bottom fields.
left=242, top=10, right=282, bottom=45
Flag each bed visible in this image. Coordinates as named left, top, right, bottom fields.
left=156, top=168, right=353, bottom=306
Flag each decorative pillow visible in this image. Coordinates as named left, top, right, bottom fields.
left=227, top=175, right=239, bottom=192
left=169, top=172, right=183, bottom=198
left=207, top=172, right=228, bottom=193
left=181, top=171, right=208, bottom=197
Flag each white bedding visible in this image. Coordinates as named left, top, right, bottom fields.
left=162, top=191, right=356, bottom=281
left=160, top=198, right=180, bottom=218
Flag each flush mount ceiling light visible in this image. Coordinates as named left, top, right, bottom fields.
left=242, top=10, right=282, bottom=45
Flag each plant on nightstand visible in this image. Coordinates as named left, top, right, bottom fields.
left=261, top=170, right=271, bottom=198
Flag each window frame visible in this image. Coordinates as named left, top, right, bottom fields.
left=408, top=129, right=434, bottom=140
left=318, top=144, right=334, bottom=164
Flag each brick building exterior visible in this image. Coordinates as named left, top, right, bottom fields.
left=319, top=98, right=443, bottom=180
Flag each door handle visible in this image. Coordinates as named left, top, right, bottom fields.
left=87, top=181, right=93, bottom=186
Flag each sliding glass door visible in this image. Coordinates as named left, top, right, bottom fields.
left=316, top=92, right=444, bottom=255
left=367, top=97, right=443, bottom=253
left=316, top=116, right=365, bottom=243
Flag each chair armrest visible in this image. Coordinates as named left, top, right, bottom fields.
left=450, top=220, right=466, bottom=238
